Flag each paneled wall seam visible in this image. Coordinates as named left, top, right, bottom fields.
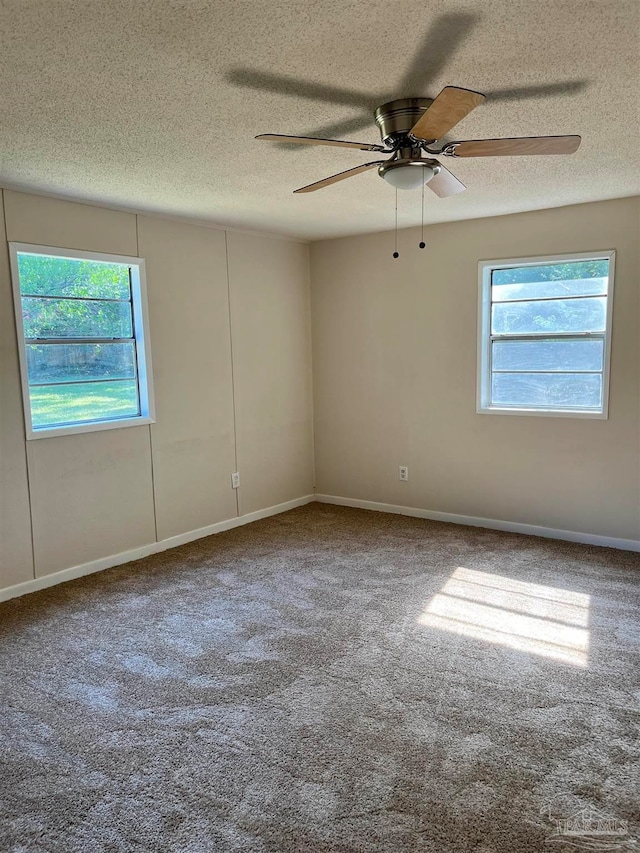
left=0, top=184, right=308, bottom=246
left=306, top=244, right=317, bottom=491
left=147, top=427, right=159, bottom=542
left=23, top=446, right=37, bottom=578
left=224, top=229, right=240, bottom=517
left=1, top=189, right=36, bottom=580
left=134, top=214, right=159, bottom=542
left=0, top=191, right=313, bottom=588
left=135, top=214, right=159, bottom=543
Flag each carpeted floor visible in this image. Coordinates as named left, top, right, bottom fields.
left=1, top=503, right=639, bottom=853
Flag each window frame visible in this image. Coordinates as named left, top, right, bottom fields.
left=9, top=242, right=155, bottom=439
left=476, top=250, right=616, bottom=419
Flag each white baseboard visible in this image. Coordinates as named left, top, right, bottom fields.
left=314, top=494, right=640, bottom=553
left=0, top=495, right=315, bottom=603
left=3, top=491, right=636, bottom=603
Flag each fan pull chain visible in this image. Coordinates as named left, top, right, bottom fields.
left=393, top=188, right=399, bottom=258
left=419, top=182, right=426, bottom=249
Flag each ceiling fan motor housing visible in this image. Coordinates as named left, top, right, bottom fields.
left=374, top=98, right=434, bottom=146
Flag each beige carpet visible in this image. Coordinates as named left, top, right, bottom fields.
left=1, top=503, right=639, bottom=852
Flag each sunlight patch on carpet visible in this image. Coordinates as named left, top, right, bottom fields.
left=418, top=567, right=590, bottom=667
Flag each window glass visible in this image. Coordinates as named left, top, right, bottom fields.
left=22, top=297, right=133, bottom=339
left=25, top=342, right=137, bottom=384
left=491, top=297, right=607, bottom=335
left=30, top=380, right=140, bottom=429
left=478, top=254, right=612, bottom=416
left=491, top=339, right=604, bottom=373
left=12, top=248, right=152, bottom=436
left=491, top=373, right=602, bottom=410
left=17, top=254, right=131, bottom=299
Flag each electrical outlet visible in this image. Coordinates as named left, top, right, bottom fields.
left=399, top=466, right=409, bottom=482
left=231, top=472, right=240, bottom=489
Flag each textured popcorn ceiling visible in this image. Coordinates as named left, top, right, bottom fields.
left=1, top=0, right=638, bottom=240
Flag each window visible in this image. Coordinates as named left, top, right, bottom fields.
left=10, top=243, right=154, bottom=439
left=477, top=251, right=615, bottom=418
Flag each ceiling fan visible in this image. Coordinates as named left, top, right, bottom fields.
left=256, top=86, right=581, bottom=196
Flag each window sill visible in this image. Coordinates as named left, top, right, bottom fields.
left=26, top=415, right=155, bottom=440
left=476, top=405, right=608, bottom=420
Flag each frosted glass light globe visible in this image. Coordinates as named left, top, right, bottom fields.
left=382, top=163, right=436, bottom=190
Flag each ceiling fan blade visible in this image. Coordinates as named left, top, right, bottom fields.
left=444, top=135, right=581, bottom=157
left=428, top=164, right=466, bottom=198
left=410, top=86, right=485, bottom=142
left=293, top=162, right=384, bottom=193
left=256, top=134, right=385, bottom=152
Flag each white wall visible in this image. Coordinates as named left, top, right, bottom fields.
left=0, top=195, right=34, bottom=586
left=2, top=190, right=637, bottom=600
left=227, top=232, right=314, bottom=515
left=138, top=216, right=237, bottom=540
left=0, top=190, right=314, bottom=593
left=311, top=197, right=640, bottom=544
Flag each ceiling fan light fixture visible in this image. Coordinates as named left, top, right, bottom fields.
left=379, top=161, right=439, bottom=190
left=259, top=86, right=582, bottom=197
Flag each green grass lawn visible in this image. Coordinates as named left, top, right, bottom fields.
left=30, top=380, right=139, bottom=428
